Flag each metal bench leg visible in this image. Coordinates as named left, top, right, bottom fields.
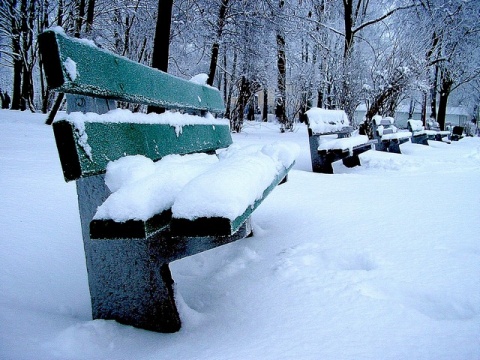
left=77, top=175, right=181, bottom=332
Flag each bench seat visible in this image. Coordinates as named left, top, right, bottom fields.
left=317, top=134, right=371, bottom=152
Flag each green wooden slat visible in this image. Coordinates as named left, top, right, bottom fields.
left=90, top=210, right=172, bottom=240
left=170, top=163, right=294, bottom=237
left=53, top=119, right=232, bottom=181
left=38, top=30, right=225, bottom=114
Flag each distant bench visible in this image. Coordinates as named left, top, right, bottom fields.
left=407, top=120, right=429, bottom=145
left=306, top=108, right=374, bottom=174
left=38, top=29, right=296, bottom=333
left=372, top=116, right=412, bottom=153
left=426, top=119, right=451, bottom=142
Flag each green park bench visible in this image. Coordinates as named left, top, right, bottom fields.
left=38, top=29, right=295, bottom=333
left=306, top=108, right=374, bottom=174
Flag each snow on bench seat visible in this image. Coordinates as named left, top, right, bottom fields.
left=374, top=116, right=412, bottom=140
left=306, top=107, right=373, bottom=173
left=317, top=134, right=371, bottom=152
left=91, top=142, right=299, bottom=239
left=170, top=142, right=298, bottom=236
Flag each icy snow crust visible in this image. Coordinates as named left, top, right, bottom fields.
left=95, top=142, right=300, bottom=222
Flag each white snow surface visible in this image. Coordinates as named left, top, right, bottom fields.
left=189, top=73, right=209, bottom=85
left=306, top=107, right=350, bottom=134
left=1, top=110, right=480, bottom=360
left=61, top=108, right=228, bottom=126
left=63, top=57, right=78, bottom=81
left=172, top=142, right=299, bottom=221
left=318, top=134, right=371, bottom=151
left=408, top=119, right=425, bottom=132
left=95, top=153, right=219, bottom=221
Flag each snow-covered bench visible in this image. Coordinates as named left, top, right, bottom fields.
left=426, top=119, right=451, bottom=142
left=407, top=119, right=429, bottom=145
left=372, top=116, right=412, bottom=153
left=38, top=29, right=298, bottom=333
left=306, top=108, right=374, bottom=174
left=450, top=126, right=464, bottom=141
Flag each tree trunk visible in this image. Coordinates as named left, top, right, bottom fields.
left=343, top=0, right=354, bottom=58
left=74, top=0, right=86, bottom=38
left=225, top=49, right=237, bottom=120
left=276, top=32, right=289, bottom=129
left=207, top=0, right=228, bottom=86
left=57, top=0, right=64, bottom=26
left=437, top=72, right=453, bottom=130
left=85, top=0, right=95, bottom=34
left=429, top=65, right=438, bottom=119
left=262, top=88, right=268, bottom=122
left=148, top=0, right=173, bottom=114
left=10, top=0, right=22, bottom=110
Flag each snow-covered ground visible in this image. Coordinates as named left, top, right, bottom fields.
left=1, top=109, right=479, bottom=360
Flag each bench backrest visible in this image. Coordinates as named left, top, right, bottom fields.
left=38, top=29, right=232, bottom=181
left=372, top=116, right=398, bottom=137
left=407, top=119, right=424, bottom=132
left=305, top=107, right=351, bottom=135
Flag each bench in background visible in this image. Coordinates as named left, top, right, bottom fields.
left=372, top=116, right=412, bottom=153
left=407, top=120, right=429, bottom=145
left=426, top=119, right=451, bottom=142
left=306, top=108, right=374, bottom=174
left=38, top=29, right=296, bottom=333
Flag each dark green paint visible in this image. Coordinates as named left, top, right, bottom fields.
left=38, top=30, right=225, bottom=114
left=53, top=119, right=232, bottom=181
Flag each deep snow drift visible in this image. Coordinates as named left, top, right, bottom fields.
left=1, top=109, right=479, bottom=360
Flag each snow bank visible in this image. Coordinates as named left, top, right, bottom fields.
left=2, top=111, right=480, bottom=360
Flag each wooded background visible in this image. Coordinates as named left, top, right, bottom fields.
left=1, top=0, right=479, bottom=132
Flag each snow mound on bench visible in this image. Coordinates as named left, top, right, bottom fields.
left=172, top=142, right=300, bottom=221
left=93, top=142, right=299, bottom=223
left=306, top=108, right=350, bottom=134
left=94, top=153, right=218, bottom=221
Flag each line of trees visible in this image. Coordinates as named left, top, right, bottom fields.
left=0, top=0, right=479, bottom=133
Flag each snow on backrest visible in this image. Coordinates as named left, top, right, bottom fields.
left=426, top=119, right=441, bottom=130
left=306, top=107, right=350, bottom=134
left=372, top=115, right=383, bottom=125
left=408, top=119, right=424, bottom=132
left=375, top=117, right=397, bottom=136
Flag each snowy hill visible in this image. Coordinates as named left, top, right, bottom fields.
left=1, top=109, right=479, bottom=360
